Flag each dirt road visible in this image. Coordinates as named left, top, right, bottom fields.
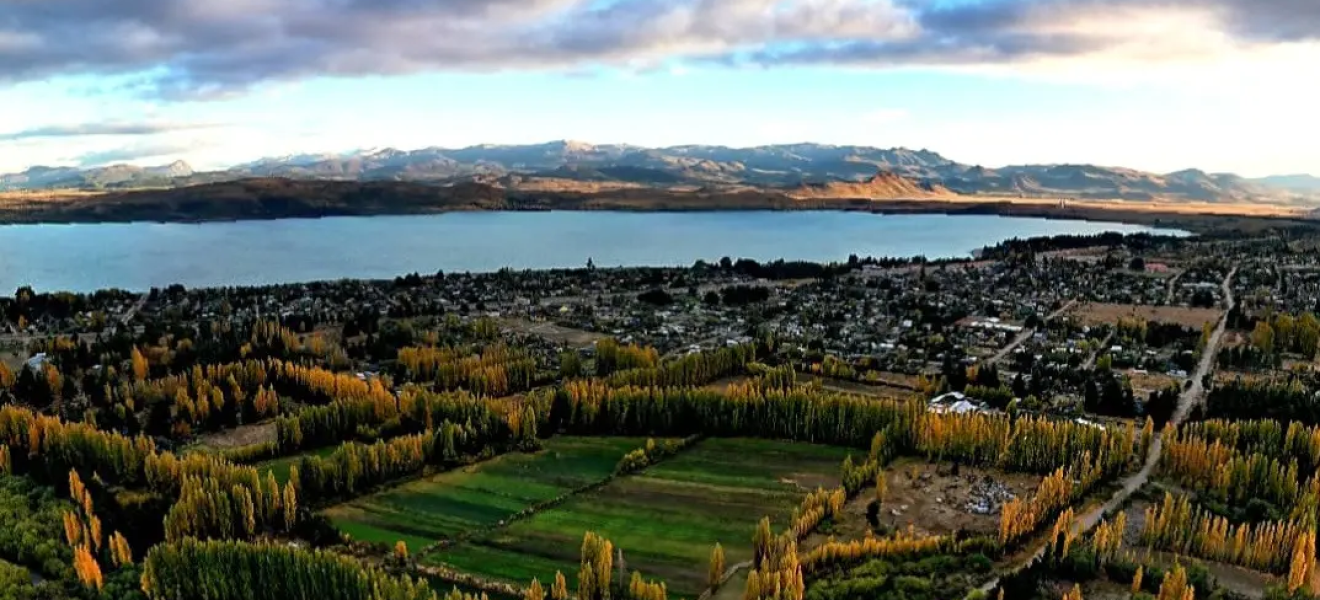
left=972, top=266, right=1236, bottom=596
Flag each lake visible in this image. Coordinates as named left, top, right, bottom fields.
left=0, top=212, right=1186, bottom=293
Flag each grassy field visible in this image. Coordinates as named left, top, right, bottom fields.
left=427, top=438, right=855, bottom=597
left=324, top=436, right=652, bottom=552
left=254, top=446, right=338, bottom=484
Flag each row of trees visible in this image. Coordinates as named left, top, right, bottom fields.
left=396, top=344, right=537, bottom=397
left=1140, top=492, right=1315, bottom=581
left=797, top=528, right=948, bottom=576
left=916, top=411, right=1145, bottom=477
left=140, top=538, right=441, bottom=600
left=173, top=407, right=529, bottom=543
left=555, top=381, right=1142, bottom=476
left=1179, top=419, right=1320, bottom=474
left=163, top=472, right=297, bottom=543
left=594, top=340, right=659, bottom=376
left=999, top=461, right=1104, bottom=547
left=1207, top=377, right=1320, bottom=425
left=605, top=344, right=755, bottom=388
left=273, top=386, right=545, bottom=459
left=1161, top=427, right=1314, bottom=519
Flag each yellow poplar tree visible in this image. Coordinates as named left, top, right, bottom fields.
left=709, top=543, right=726, bottom=589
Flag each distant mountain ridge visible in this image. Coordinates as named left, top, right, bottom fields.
left=0, top=160, right=193, bottom=190
left=2, top=141, right=1315, bottom=204
left=1254, top=174, right=1320, bottom=193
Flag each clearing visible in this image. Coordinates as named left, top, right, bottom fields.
left=807, top=458, right=1041, bottom=550
left=1070, top=303, right=1223, bottom=329
left=193, top=422, right=276, bottom=451
left=255, top=446, right=338, bottom=484
left=500, top=318, right=606, bottom=348
left=325, top=436, right=649, bottom=552
left=1125, top=369, right=1181, bottom=395
left=425, top=438, right=855, bottom=597
left=798, top=373, right=922, bottom=402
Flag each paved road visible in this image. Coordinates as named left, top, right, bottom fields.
left=972, top=266, right=1236, bottom=596
left=984, top=299, right=1078, bottom=366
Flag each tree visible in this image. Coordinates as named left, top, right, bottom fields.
left=561, top=351, right=584, bottom=379
left=282, top=481, right=298, bottom=531
left=708, top=543, right=726, bottom=590
left=525, top=578, right=546, bottom=600
left=1253, top=321, right=1277, bottom=355
left=552, top=571, right=569, bottom=600
left=131, top=346, right=149, bottom=381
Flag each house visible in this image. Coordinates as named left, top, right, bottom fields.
left=25, top=353, right=50, bottom=373
left=928, top=392, right=988, bottom=414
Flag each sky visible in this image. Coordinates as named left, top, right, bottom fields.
left=0, top=0, right=1317, bottom=178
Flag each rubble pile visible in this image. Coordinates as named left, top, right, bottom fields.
left=964, top=476, right=1016, bottom=515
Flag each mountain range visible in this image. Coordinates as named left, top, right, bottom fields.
left=2, top=141, right=1315, bottom=204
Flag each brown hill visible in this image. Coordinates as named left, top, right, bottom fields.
left=0, top=178, right=509, bottom=223
left=785, top=171, right=952, bottom=200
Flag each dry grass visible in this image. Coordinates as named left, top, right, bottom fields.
left=1070, top=302, right=1223, bottom=329
left=194, top=422, right=276, bottom=450
left=1125, top=369, right=1180, bottom=395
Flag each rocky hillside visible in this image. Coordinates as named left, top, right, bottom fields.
left=0, top=160, right=193, bottom=189
left=2, top=141, right=1315, bottom=204
left=785, top=171, right=951, bottom=199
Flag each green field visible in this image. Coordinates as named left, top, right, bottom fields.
left=255, top=446, right=337, bottom=484
left=325, top=436, right=652, bottom=551
left=426, top=438, right=855, bottom=597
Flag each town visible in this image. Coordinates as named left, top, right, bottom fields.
left=2, top=226, right=1320, bottom=600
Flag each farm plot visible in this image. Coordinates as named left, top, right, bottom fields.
left=324, top=436, right=650, bottom=552
left=427, top=438, right=855, bottom=597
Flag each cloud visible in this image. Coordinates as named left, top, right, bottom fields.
left=72, top=141, right=203, bottom=167
left=0, top=120, right=221, bottom=141
left=0, top=0, right=1314, bottom=99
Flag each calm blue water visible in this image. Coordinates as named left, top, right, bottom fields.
left=0, top=212, right=1185, bottom=293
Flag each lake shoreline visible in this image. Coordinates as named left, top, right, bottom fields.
left=0, top=212, right=1182, bottom=293
left=0, top=201, right=1308, bottom=234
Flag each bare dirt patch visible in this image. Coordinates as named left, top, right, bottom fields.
left=499, top=318, right=606, bottom=348
left=1071, top=303, right=1223, bottom=329
left=195, top=422, right=276, bottom=450
left=1125, top=370, right=1180, bottom=395
left=805, top=458, right=1041, bottom=552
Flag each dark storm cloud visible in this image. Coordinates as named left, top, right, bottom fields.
left=0, top=0, right=1313, bottom=99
